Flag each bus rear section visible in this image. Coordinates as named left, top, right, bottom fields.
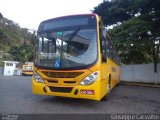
left=22, top=62, right=33, bottom=76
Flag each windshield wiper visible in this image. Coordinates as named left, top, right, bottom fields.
left=64, top=28, right=80, bottom=42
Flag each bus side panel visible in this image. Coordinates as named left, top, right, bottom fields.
left=100, top=58, right=120, bottom=99
left=100, top=62, right=110, bottom=99
left=107, top=59, right=120, bottom=89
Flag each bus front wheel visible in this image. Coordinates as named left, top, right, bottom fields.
left=101, top=77, right=111, bottom=101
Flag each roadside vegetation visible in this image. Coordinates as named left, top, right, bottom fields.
left=0, top=13, right=35, bottom=66
left=93, top=0, right=160, bottom=64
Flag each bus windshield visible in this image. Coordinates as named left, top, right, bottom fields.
left=35, top=28, right=97, bottom=69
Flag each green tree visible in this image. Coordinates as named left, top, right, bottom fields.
left=93, top=0, right=160, bottom=64
left=0, top=13, right=3, bottom=18
left=9, top=45, right=34, bottom=63
left=0, top=12, right=35, bottom=64
left=108, top=18, right=152, bottom=64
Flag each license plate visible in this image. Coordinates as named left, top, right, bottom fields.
left=80, top=90, right=94, bottom=95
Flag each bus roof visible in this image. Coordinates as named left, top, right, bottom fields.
left=41, top=13, right=98, bottom=23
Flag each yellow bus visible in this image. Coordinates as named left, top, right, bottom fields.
left=22, top=62, right=33, bottom=76
left=32, top=14, right=120, bottom=101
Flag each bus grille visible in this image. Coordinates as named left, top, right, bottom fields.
left=47, top=80, right=58, bottom=83
left=42, top=71, right=83, bottom=78
left=49, top=86, right=72, bottom=93
left=46, top=79, right=77, bottom=85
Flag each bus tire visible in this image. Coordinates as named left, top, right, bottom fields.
left=101, top=76, right=111, bottom=101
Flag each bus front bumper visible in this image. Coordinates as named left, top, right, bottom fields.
left=32, top=78, right=101, bottom=101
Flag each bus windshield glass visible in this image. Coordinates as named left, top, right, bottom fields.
left=35, top=28, right=97, bottom=69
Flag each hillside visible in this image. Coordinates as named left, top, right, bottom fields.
left=0, top=12, right=35, bottom=66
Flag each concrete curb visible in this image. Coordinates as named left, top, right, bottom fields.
left=120, top=81, right=160, bottom=88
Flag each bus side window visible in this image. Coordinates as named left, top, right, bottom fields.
left=106, top=36, right=111, bottom=59
left=109, top=41, right=115, bottom=62
left=100, top=28, right=107, bottom=62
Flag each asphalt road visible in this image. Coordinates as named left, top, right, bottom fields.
left=0, top=76, right=160, bottom=114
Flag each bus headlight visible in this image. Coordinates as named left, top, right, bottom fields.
left=33, top=72, right=44, bottom=83
left=80, top=71, right=99, bottom=85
